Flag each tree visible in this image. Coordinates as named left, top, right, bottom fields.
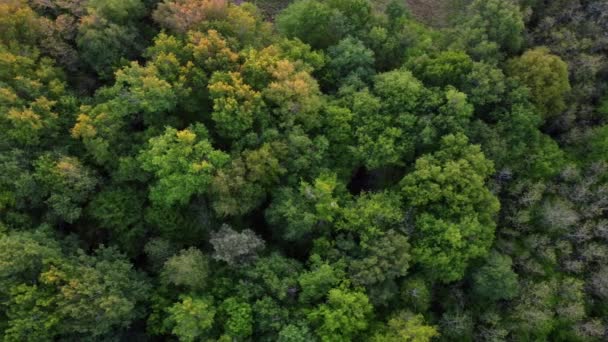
left=338, top=191, right=403, bottom=244
left=0, top=230, right=150, bottom=340
left=33, top=154, right=98, bottom=223
left=323, top=37, right=375, bottom=89
left=278, top=323, right=315, bottom=342
left=138, top=124, right=229, bottom=207
left=350, top=71, right=422, bottom=168
left=276, top=0, right=373, bottom=50
left=408, top=50, right=473, bottom=88
left=308, top=287, right=373, bottom=342
left=161, top=247, right=209, bottom=291
left=374, top=69, right=424, bottom=114
left=266, top=173, right=345, bottom=241
left=208, top=71, right=264, bottom=139
left=277, top=0, right=341, bottom=49
left=462, top=61, right=506, bottom=107
left=144, top=237, right=178, bottom=272
left=166, top=295, right=216, bottom=342
left=348, top=230, right=411, bottom=288
left=372, top=311, right=439, bottom=342
left=76, top=0, right=146, bottom=78
left=210, top=224, right=265, bottom=266
left=507, top=47, right=571, bottom=118
left=510, top=280, right=556, bottom=340
left=153, top=0, right=228, bottom=34
left=244, top=253, right=303, bottom=302
left=221, top=297, right=253, bottom=339
left=298, top=254, right=344, bottom=304
left=252, top=296, right=289, bottom=337
left=472, top=251, right=519, bottom=301
left=261, top=59, right=323, bottom=131
left=458, top=0, right=525, bottom=60
left=86, top=186, right=145, bottom=255
left=0, top=1, right=43, bottom=50
left=401, top=133, right=499, bottom=283
left=400, top=277, right=431, bottom=313
left=210, top=142, right=286, bottom=216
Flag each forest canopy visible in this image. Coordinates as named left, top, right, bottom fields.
left=1, top=0, right=608, bottom=340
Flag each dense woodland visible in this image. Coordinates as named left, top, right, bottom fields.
left=1, top=0, right=608, bottom=340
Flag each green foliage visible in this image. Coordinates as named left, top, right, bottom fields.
left=209, top=71, right=264, bottom=139
left=337, top=191, right=403, bottom=244
left=348, top=230, right=411, bottom=288
left=87, top=186, right=145, bottom=254
left=323, top=37, right=375, bottom=88
left=401, top=133, right=499, bottom=282
left=400, top=277, right=431, bottom=313
left=277, top=0, right=373, bottom=49
left=408, top=50, right=473, bottom=88
left=138, top=124, right=229, bottom=207
left=462, top=61, right=506, bottom=107
left=351, top=69, right=424, bottom=168
left=298, top=254, right=344, bottom=303
left=267, top=173, right=345, bottom=241
left=587, top=125, right=608, bottom=162
left=308, top=287, right=373, bottom=341
left=372, top=311, right=439, bottom=342
left=161, top=247, right=209, bottom=291
left=2, top=1, right=607, bottom=340
left=278, top=323, right=315, bottom=342
left=221, top=297, right=253, bottom=339
left=210, top=224, right=265, bottom=266
left=458, top=0, right=525, bottom=60
left=244, top=253, right=302, bottom=301
left=33, top=154, right=98, bottom=223
left=0, top=230, right=150, bottom=340
left=77, top=0, right=146, bottom=78
left=507, top=47, right=571, bottom=118
left=210, top=142, right=287, bottom=216
left=472, top=251, right=519, bottom=301
left=166, top=295, right=215, bottom=341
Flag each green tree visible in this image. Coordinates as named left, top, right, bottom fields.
left=252, top=296, right=289, bottom=337
left=244, top=253, right=303, bottom=302
left=278, top=323, right=315, bottom=342
left=138, top=124, right=229, bottom=207
left=472, top=251, right=519, bottom=301
left=221, top=297, right=253, bottom=339
left=0, top=230, right=150, bottom=340
left=347, top=230, right=411, bottom=288
left=277, top=0, right=373, bottom=50
left=210, top=224, right=265, bottom=266
left=308, top=287, right=373, bottom=341
left=266, top=173, right=345, bottom=241
left=323, top=37, right=375, bottom=88
left=462, top=61, right=506, bottom=107
left=458, top=0, right=525, bottom=60
left=166, top=295, right=216, bottom=342
left=209, top=71, right=264, bottom=139
left=77, top=0, right=146, bottom=78
left=408, top=50, right=474, bottom=88
left=507, top=47, right=571, bottom=118
left=298, top=254, right=344, bottom=304
left=86, top=186, right=145, bottom=255
left=161, top=247, right=209, bottom=291
left=401, top=134, right=499, bottom=283
left=33, top=154, right=98, bottom=223
left=400, top=277, right=431, bottom=313
left=337, top=191, right=403, bottom=244
left=372, top=311, right=439, bottom=342
left=210, top=142, right=286, bottom=216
